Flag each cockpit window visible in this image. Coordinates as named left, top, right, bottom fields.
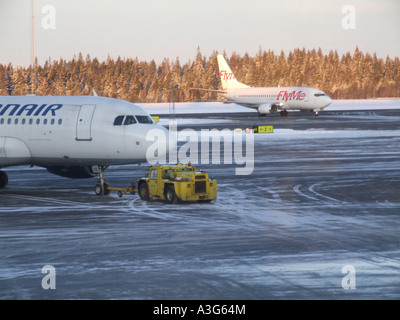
left=124, top=115, right=137, bottom=125
left=113, top=116, right=124, bottom=126
left=114, top=115, right=154, bottom=126
left=314, top=93, right=326, bottom=97
left=136, top=115, right=154, bottom=124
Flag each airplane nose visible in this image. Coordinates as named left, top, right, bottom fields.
left=321, top=96, right=332, bottom=109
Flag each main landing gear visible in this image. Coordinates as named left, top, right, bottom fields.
left=94, top=165, right=110, bottom=196
left=0, top=170, right=8, bottom=188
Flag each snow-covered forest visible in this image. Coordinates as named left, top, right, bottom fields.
left=1, top=47, right=399, bottom=102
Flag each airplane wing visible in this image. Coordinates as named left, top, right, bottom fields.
left=195, top=99, right=232, bottom=103
left=190, top=88, right=227, bottom=94
left=223, top=101, right=285, bottom=113
left=207, top=100, right=276, bottom=108
left=195, top=99, right=281, bottom=109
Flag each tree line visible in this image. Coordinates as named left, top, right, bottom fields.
left=1, top=47, right=399, bottom=102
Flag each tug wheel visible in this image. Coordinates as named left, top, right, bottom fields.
left=138, top=182, right=149, bottom=201
left=165, top=185, right=178, bottom=204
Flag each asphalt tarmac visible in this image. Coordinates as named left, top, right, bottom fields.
left=1, top=109, right=400, bottom=299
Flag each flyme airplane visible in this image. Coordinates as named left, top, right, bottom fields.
left=0, top=95, right=168, bottom=193
left=198, top=55, right=332, bottom=116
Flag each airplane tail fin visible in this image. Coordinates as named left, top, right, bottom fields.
left=217, top=55, right=249, bottom=90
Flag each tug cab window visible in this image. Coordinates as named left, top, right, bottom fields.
left=162, top=169, right=172, bottom=179
left=150, top=169, right=158, bottom=180
left=113, top=116, right=124, bottom=126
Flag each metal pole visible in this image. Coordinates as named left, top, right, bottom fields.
left=31, top=0, right=37, bottom=94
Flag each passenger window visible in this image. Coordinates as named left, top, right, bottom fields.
left=124, top=115, right=137, bottom=125
left=136, top=115, right=154, bottom=124
left=113, top=116, right=124, bottom=126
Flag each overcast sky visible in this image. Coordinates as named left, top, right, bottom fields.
left=0, top=0, right=399, bottom=66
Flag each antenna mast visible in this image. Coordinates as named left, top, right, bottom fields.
left=31, top=0, right=37, bottom=94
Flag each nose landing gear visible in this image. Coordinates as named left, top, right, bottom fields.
left=94, top=165, right=110, bottom=195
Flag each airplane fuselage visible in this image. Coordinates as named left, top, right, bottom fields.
left=0, top=95, right=167, bottom=169
left=224, top=86, right=332, bottom=113
left=214, top=55, right=332, bottom=115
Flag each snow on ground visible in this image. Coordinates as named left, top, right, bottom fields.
left=138, top=102, right=251, bottom=114
left=326, top=98, right=400, bottom=111
left=138, top=99, right=400, bottom=115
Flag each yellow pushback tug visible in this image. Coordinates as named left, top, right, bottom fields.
left=95, top=164, right=217, bottom=204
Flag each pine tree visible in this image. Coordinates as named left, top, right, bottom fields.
left=1, top=48, right=399, bottom=101
left=11, top=67, right=30, bottom=95
left=0, top=65, right=9, bottom=95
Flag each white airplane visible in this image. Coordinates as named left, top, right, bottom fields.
left=196, top=55, right=332, bottom=116
left=0, top=95, right=168, bottom=194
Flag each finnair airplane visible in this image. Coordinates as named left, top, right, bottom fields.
left=0, top=95, right=168, bottom=193
left=197, top=55, right=332, bottom=116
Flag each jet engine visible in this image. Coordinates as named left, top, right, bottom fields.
left=46, top=166, right=98, bottom=179
left=258, top=104, right=278, bottom=115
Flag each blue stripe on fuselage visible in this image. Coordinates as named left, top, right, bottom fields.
left=0, top=104, right=63, bottom=116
